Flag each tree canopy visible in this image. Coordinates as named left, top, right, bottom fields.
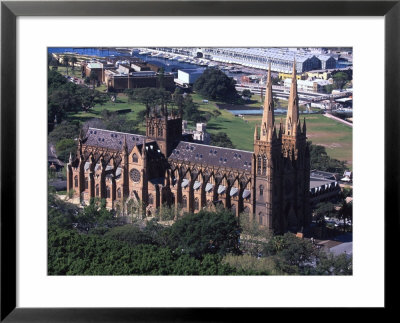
left=48, top=70, right=107, bottom=129
left=166, top=209, right=241, bottom=259
left=210, top=132, right=235, bottom=149
left=193, top=68, right=238, bottom=102
left=308, top=141, right=347, bottom=173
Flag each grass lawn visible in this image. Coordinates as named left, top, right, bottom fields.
left=67, top=90, right=352, bottom=168
left=243, top=114, right=352, bottom=167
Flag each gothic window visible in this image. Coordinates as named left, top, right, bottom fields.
left=74, top=175, right=78, bottom=187
left=117, top=188, right=121, bottom=199
left=130, top=169, right=141, bottom=183
left=148, top=194, right=154, bottom=205
left=194, top=198, right=199, bottom=210
left=243, top=206, right=250, bottom=214
left=106, top=186, right=110, bottom=198
left=258, top=212, right=263, bottom=225
left=262, top=156, right=267, bottom=175
left=95, top=184, right=99, bottom=197
left=257, top=155, right=262, bottom=175
left=85, top=177, right=88, bottom=189
left=132, top=154, right=138, bottom=163
left=158, top=126, right=163, bottom=137
left=231, top=204, right=236, bottom=215
left=259, top=185, right=264, bottom=196
left=182, top=196, right=187, bottom=208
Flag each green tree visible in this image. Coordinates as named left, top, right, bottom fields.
left=89, top=70, right=98, bottom=90
left=158, top=67, right=165, bottom=89
left=241, top=89, right=252, bottom=98
left=194, top=67, right=238, bottom=102
left=210, top=132, right=235, bottom=148
left=75, top=198, right=116, bottom=234
left=332, top=71, right=349, bottom=90
left=167, top=209, right=241, bottom=259
left=63, top=56, right=70, bottom=76
left=55, top=138, right=76, bottom=163
left=48, top=120, right=81, bottom=142
left=265, top=233, right=316, bottom=275
left=315, top=251, right=352, bottom=275
left=308, top=141, right=347, bottom=173
left=337, top=201, right=352, bottom=231
left=70, top=56, right=78, bottom=71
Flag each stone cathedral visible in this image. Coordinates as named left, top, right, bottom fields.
left=67, top=63, right=311, bottom=233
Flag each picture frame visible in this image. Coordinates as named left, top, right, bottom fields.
left=1, top=0, right=398, bottom=320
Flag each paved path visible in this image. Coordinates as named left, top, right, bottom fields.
left=323, top=113, right=353, bottom=127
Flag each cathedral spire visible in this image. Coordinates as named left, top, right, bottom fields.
left=254, top=124, right=259, bottom=141
left=260, top=63, right=274, bottom=142
left=285, top=59, right=299, bottom=136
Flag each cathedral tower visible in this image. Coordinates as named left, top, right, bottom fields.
left=146, top=104, right=182, bottom=157
left=253, top=65, right=283, bottom=230
left=280, top=60, right=311, bottom=232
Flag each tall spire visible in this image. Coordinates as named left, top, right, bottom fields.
left=285, top=59, right=299, bottom=136
left=260, top=63, right=274, bottom=141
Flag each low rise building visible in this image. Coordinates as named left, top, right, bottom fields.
left=284, top=78, right=332, bottom=93
left=175, top=68, right=205, bottom=87
left=106, top=70, right=175, bottom=91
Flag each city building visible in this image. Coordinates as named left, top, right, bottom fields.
left=67, top=62, right=311, bottom=233
left=175, top=68, right=205, bottom=87
left=82, top=62, right=104, bottom=82
left=200, top=48, right=324, bottom=73
left=284, top=78, right=333, bottom=93
left=317, top=55, right=337, bottom=69
left=106, top=70, right=175, bottom=92
left=182, top=121, right=211, bottom=145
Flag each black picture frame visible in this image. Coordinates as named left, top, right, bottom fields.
left=1, top=1, right=398, bottom=321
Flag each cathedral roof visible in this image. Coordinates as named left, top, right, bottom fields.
left=84, top=128, right=145, bottom=152
left=169, top=141, right=253, bottom=171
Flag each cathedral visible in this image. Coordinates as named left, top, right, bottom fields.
left=67, top=62, right=311, bottom=233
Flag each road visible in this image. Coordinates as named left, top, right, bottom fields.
left=323, top=113, right=353, bottom=127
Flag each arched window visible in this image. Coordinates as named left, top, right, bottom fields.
left=74, top=175, right=78, bottom=187
left=231, top=204, right=236, bottom=215
left=182, top=196, right=187, bottom=208
left=106, top=186, right=110, bottom=198
left=258, top=212, right=263, bottom=225
left=117, top=188, right=121, bottom=199
left=132, top=153, right=138, bottom=163
left=257, top=155, right=262, bottom=175
left=243, top=206, right=250, bottom=214
left=194, top=198, right=199, bottom=210
left=158, top=126, right=163, bottom=137
left=259, top=185, right=264, bottom=196
left=262, top=156, right=267, bottom=175
left=85, top=177, right=88, bottom=189
left=148, top=194, right=154, bottom=205
left=95, top=184, right=99, bottom=197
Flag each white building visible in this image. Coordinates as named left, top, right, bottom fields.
left=284, top=78, right=332, bottom=93
left=182, top=122, right=211, bottom=145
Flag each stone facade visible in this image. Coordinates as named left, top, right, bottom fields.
left=67, top=62, right=311, bottom=233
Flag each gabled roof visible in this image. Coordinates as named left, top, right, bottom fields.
left=169, top=141, right=252, bottom=171
left=84, top=128, right=145, bottom=152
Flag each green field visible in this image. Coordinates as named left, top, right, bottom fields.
left=67, top=91, right=352, bottom=167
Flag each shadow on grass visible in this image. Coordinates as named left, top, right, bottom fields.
left=206, top=124, right=225, bottom=131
